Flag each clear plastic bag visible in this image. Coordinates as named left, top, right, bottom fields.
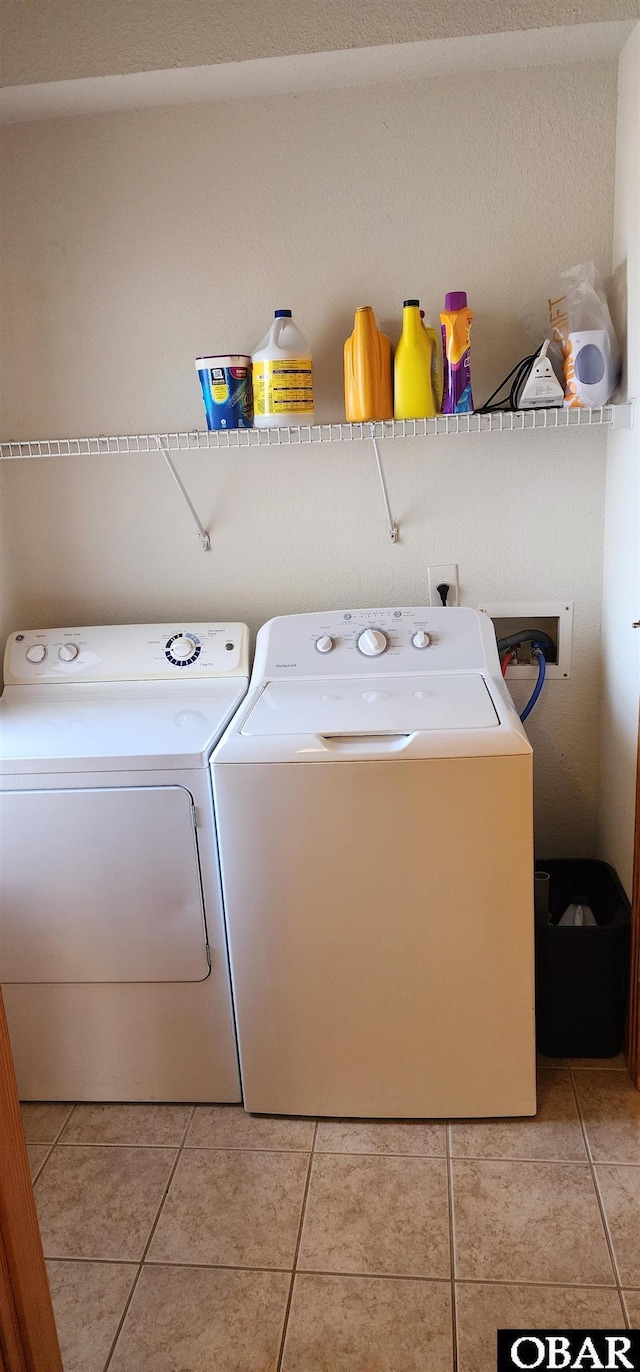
left=548, top=263, right=621, bottom=408
left=523, top=263, right=621, bottom=408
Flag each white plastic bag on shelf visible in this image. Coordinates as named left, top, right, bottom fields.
left=547, top=263, right=621, bottom=408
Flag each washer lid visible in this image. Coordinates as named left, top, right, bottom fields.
left=0, top=679, right=249, bottom=773
left=240, top=674, right=499, bottom=737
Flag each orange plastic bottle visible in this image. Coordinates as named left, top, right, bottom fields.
left=344, top=306, right=393, bottom=422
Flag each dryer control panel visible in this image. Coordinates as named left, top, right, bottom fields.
left=255, top=607, right=500, bottom=680
left=4, top=622, right=249, bottom=683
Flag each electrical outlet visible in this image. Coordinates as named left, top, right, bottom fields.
left=428, top=564, right=459, bottom=608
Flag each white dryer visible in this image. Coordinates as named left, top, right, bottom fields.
left=212, top=607, right=536, bottom=1119
left=0, top=622, right=249, bottom=1102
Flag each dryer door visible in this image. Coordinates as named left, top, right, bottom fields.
left=0, top=786, right=210, bottom=982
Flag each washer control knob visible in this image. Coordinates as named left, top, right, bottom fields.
left=412, top=630, right=432, bottom=649
left=170, top=636, right=196, bottom=660
left=26, top=644, right=46, bottom=663
left=315, top=635, right=334, bottom=654
left=357, top=628, right=388, bottom=657
left=58, top=642, right=79, bottom=662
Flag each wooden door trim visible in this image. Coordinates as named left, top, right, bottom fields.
left=0, top=988, right=61, bottom=1372
left=0, top=1228, right=27, bottom=1372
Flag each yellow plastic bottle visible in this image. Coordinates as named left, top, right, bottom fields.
left=394, top=299, right=437, bottom=420
left=344, top=306, right=393, bottom=422
left=420, top=311, right=443, bottom=412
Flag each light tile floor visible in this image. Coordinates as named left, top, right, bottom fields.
left=23, top=1056, right=639, bottom=1372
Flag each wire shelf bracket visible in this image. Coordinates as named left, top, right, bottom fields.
left=370, top=433, right=398, bottom=543
left=156, top=434, right=210, bottom=552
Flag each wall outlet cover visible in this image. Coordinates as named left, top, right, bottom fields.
left=478, top=601, right=573, bottom=679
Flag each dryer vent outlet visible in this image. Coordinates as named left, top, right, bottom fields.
left=478, top=601, right=573, bottom=680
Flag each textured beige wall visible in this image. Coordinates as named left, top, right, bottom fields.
left=0, top=64, right=617, bottom=436
left=2, top=0, right=638, bottom=86
left=598, top=25, right=640, bottom=896
left=0, top=467, right=19, bottom=646
left=0, top=60, right=619, bottom=856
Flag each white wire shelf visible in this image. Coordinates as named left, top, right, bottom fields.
left=2, top=403, right=633, bottom=550
left=0, top=404, right=633, bottom=459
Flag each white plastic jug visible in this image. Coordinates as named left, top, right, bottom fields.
left=252, top=310, right=314, bottom=428
left=558, top=903, right=597, bottom=927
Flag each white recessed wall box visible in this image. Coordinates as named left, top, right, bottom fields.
left=478, top=602, right=573, bottom=679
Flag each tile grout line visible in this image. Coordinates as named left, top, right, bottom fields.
left=620, top=1292, right=636, bottom=1327
left=36, top=1250, right=630, bottom=1287
left=567, top=1068, right=629, bottom=1327
left=47, top=1142, right=640, bottom=1166
left=101, top=1103, right=197, bottom=1372
left=298, top=1145, right=448, bottom=1159
left=53, top=1140, right=321, bottom=1151
left=30, top=1103, right=77, bottom=1187
left=445, top=1123, right=459, bottom=1372
left=47, top=1137, right=640, bottom=1164
left=55, top=1141, right=200, bottom=1150
left=275, top=1121, right=318, bottom=1372
left=437, top=1152, right=623, bottom=1166
left=55, top=1103, right=78, bottom=1140
left=30, top=1141, right=55, bottom=1185
left=293, top=1269, right=621, bottom=1289
left=35, top=1102, right=78, bottom=1149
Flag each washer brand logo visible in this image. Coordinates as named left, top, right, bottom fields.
left=275, top=663, right=297, bottom=668
left=498, top=1332, right=639, bottom=1370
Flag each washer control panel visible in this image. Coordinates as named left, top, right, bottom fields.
left=4, top=623, right=249, bottom=684
left=260, top=607, right=496, bottom=679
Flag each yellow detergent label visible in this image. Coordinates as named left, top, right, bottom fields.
left=253, top=358, right=314, bottom=416
left=211, top=380, right=229, bottom=402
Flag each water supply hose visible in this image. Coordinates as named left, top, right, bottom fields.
left=520, top=646, right=546, bottom=723
left=496, top=629, right=555, bottom=657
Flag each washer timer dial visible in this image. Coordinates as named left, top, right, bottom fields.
left=26, top=644, right=47, bottom=664
left=357, top=628, right=388, bottom=657
left=165, top=633, right=201, bottom=667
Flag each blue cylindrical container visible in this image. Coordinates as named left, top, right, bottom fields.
left=196, top=354, right=253, bottom=430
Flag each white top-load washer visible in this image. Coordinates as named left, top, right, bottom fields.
left=0, top=622, right=249, bottom=1102
left=212, top=606, right=536, bottom=1119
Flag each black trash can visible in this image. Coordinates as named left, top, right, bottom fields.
left=534, top=859, right=631, bottom=1059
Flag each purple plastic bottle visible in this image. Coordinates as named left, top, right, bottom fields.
left=440, top=291, right=474, bottom=414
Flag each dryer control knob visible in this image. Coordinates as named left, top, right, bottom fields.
left=315, top=635, right=334, bottom=654
left=25, top=644, right=46, bottom=663
left=412, top=630, right=432, bottom=649
left=170, top=636, right=197, bottom=660
left=58, top=642, right=79, bottom=662
left=357, top=628, right=388, bottom=657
